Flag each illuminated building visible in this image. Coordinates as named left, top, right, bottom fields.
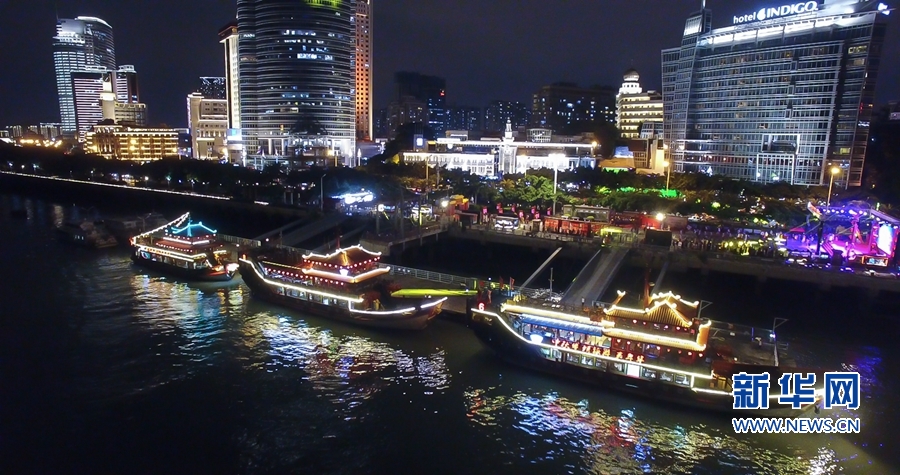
left=187, top=92, right=228, bottom=159
left=355, top=0, right=373, bottom=140
left=199, top=77, right=226, bottom=100
left=532, top=83, right=617, bottom=132
left=446, top=106, right=482, bottom=132
left=616, top=68, right=663, bottom=139
left=53, top=17, right=116, bottom=133
left=115, top=65, right=140, bottom=103
left=662, top=0, right=891, bottom=187
left=218, top=21, right=243, bottom=163
left=85, top=124, right=179, bottom=161
left=237, top=0, right=356, bottom=164
left=72, top=70, right=115, bottom=137
left=386, top=96, right=429, bottom=138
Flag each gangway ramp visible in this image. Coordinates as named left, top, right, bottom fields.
left=278, top=214, right=350, bottom=247
left=561, top=247, right=630, bottom=306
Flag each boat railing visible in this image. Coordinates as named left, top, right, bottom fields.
left=219, top=234, right=262, bottom=248
left=382, top=263, right=471, bottom=287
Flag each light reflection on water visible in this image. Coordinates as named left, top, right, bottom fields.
left=3, top=195, right=900, bottom=474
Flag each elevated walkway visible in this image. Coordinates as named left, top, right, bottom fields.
left=254, top=218, right=308, bottom=242
left=561, top=247, right=630, bottom=306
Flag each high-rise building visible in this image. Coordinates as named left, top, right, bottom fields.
left=218, top=22, right=242, bottom=163
left=386, top=96, right=429, bottom=138
left=531, top=83, right=617, bottom=132
left=187, top=92, right=228, bottom=159
left=447, top=106, right=482, bottom=132
left=484, top=100, right=531, bottom=132
left=115, top=65, right=140, bottom=103
left=662, top=0, right=890, bottom=187
left=53, top=16, right=116, bottom=133
left=616, top=68, right=663, bottom=139
left=199, top=77, right=226, bottom=100
left=71, top=70, right=115, bottom=136
left=395, top=72, right=447, bottom=135
left=237, top=0, right=356, bottom=162
left=355, top=0, right=373, bottom=140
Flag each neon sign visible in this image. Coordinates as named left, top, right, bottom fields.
left=733, top=1, right=819, bottom=25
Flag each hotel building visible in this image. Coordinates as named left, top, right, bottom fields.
left=662, top=0, right=891, bottom=187
left=237, top=0, right=356, bottom=163
left=53, top=17, right=116, bottom=133
left=218, top=22, right=243, bottom=163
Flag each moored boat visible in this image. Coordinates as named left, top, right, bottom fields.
left=468, top=289, right=825, bottom=416
left=239, top=245, right=446, bottom=330
left=57, top=219, right=118, bottom=248
left=130, top=213, right=238, bottom=281
left=106, top=212, right=170, bottom=243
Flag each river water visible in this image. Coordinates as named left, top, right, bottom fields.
left=2, top=195, right=898, bottom=474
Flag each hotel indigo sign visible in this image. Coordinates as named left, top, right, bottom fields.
left=733, top=1, right=819, bottom=24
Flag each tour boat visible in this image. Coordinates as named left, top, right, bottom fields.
left=468, top=289, right=824, bottom=416
left=239, top=245, right=446, bottom=330
left=129, top=212, right=238, bottom=281
left=106, top=212, right=170, bottom=242
left=57, top=219, right=118, bottom=248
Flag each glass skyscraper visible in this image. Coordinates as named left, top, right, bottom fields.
left=662, top=0, right=890, bottom=187
left=237, top=0, right=356, bottom=162
left=53, top=17, right=116, bottom=134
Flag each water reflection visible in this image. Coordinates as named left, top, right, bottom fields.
left=463, top=388, right=866, bottom=474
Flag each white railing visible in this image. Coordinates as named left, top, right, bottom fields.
left=219, top=234, right=262, bottom=248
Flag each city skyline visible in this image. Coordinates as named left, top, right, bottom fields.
left=2, top=0, right=899, bottom=128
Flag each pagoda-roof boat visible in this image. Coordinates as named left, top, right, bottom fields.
left=238, top=244, right=446, bottom=330
left=468, top=287, right=825, bottom=416
left=129, top=212, right=238, bottom=281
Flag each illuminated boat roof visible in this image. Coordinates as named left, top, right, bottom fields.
left=302, top=245, right=382, bottom=269
left=605, top=291, right=700, bottom=327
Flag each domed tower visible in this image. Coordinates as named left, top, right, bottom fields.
left=619, top=68, right=643, bottom=95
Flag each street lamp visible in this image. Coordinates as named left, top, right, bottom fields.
left=662, top=159, right=671, bottom=191
left=826, top=166, right=840, bottom=207
left=549, top=153, right=566, bottom=216
left=320, top=173, right=327, bottom=212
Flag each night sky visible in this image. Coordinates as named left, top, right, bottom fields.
left=2, top=0, right=898, bottom=128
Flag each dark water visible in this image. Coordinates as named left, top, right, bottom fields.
left=2, top=195, right=899, bottom=475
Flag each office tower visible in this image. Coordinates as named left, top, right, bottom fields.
left=484, top=100, right=531, bottom=133
left=187, top=92, right=228, bottom=159
left=71, top=70, right=114, bottom=136
left=218, top=22, right=242, bottom=163
left=199, top=77, right=226, bottom=100
left=662, top=0, right=890, bottom=187
left=531, top=83, right=617, bottom=132
left=53, top=17, right=116, bottom=133
left=355, top=0, right=373, bottom=140
left=386, top=96, right=429, bottom=138
left=395, top=72, right=447, bottom=135
left=237, top=0, right=356, bottom=162
left=115, top=65, right=140, bottom=103
left=616, top=68, right=663, bottom=139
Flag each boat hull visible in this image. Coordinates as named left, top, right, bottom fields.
left=239, top=259, right=441, bottom=330
left=57, top=228, right=118, bottom=249
left=131, top=252, right=236, bottom=282
left=468, top=309, right=816, bottom=417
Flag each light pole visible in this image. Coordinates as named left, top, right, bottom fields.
left=549, top=153, right=565, bottom=216
left=663, top=160, right=671, bottom=191
left=320, top=173, right=327, bottom=213
left=826, top=166, right=840, bottom=207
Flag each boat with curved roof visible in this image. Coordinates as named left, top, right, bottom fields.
left=239, top=244, right=446, bottom=330
left=130, top=212, right=238, bottom=281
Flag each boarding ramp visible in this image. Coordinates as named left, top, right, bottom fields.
left=560, top=247, right=630, bottom=306
left=311, top=221, right=370, bottom=253
left=277, top=214, right=350, bottom=247
left=254, top=217, right=307, bottom=242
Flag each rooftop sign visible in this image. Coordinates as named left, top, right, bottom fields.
left=733, top=1, right=819, bottom=25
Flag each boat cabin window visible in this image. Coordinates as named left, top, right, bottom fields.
left=580, top=356, right=593, bottom=366
left=595, top=360, right=607, bottom=370
left=565, top=352, right=580, bottom=364
left=641, top=368, right=657, bottom=380
left=660, top=372, right=674, bottom=382
left=675, top=374, right=690, bottom=386
left=612, top=362, right=626, bottom=373
left=612, top=339, right=624, bottom=351
left=645, top=345, right=661, bottom=358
